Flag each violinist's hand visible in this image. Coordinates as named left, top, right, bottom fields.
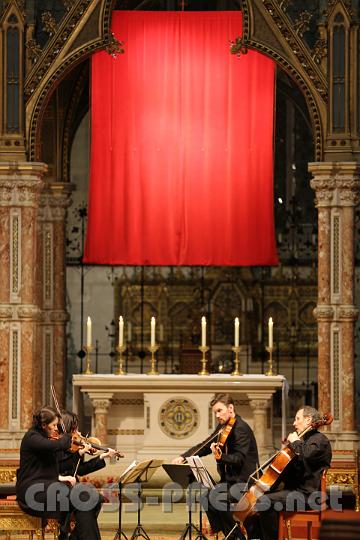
left=59, top=475, right=76, bottom=487
left=287, top=431, right=300, bottom=443
left=210, top=442, right=221, bottom=458
left=78, top=442, right=92, bottom=456
left=172, top=456, right=185, bottom=464
left=100, top=448, right=117, bottom=460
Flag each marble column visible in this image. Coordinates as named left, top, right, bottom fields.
left=309, top=162, right=360, bottom=449
left=247, top=393, right=272, bottom=462
left=0, top=162, right=47, bottom=448
left=88, top=393, right=114, bottom=444
left=38, top=182, right=72, bottom=406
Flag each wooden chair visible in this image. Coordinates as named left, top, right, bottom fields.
left=278, top=470, right=327, bottom=540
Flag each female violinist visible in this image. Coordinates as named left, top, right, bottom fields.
left=236, top=406, right=332, bottom=540
left=57, top=410, right=117, bottom=540
left=16, top=406, right=75, bottom=519
left=172, top=393, right=259, bottom=540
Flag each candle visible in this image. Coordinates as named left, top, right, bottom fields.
left=86, top=316, right=92, bottom=347
left=159, top=324, right=164, bottom=342
left=201, top=316, right=206, bottom=347
left=234, top=317, right=240, bottom=347
left=119, top=316, right=124, bottom=347
left=151, top=316, right=156, bottom=347
left=268, top=317, right=273, bottom=349
left=127, top=321, right=132, bottom=342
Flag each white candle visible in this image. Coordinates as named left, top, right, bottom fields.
left=86, top=316, right=92, bottom=347
left=268, top=317, right=273, bottom=349
left=151, top=316, right=156, bottom=347
left=159, top=324, right=164, bottom=342
left=201, top=316, right=206, bottom=347
left=119, top=316, right=124, bottom=347
left=127, top=321, right=132, bottom=342
left=234, top=317, right=240, bottom=347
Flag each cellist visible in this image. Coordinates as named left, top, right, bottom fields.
left=172, top=393, right=259, bottom=540
left=250, top=406, right=332, bottom=540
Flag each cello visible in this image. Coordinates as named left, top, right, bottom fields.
left=232, top=412, right=333, bottom=537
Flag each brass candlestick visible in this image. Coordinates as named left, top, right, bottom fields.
left=116, top=345, right=126, bottom=375
left=147, top=344, right=160, bottom=375
left=231, top=346, right=241, bottom=376
left=265, top=346, right=274, bottom=376
left=198, top=345, right=210, bottom=375
left=84, top=345, right=93, bottom=375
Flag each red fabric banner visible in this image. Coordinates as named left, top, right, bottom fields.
left=84, top=11, right=278, bottom=266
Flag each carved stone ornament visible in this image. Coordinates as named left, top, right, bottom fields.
left=41, top=11, right=57, bottom=36
left=0, top=179, right=44, bottom=207
left=249, top=399, right=269, bottom=411
left=26, top=38, right=42, bottom=65
left=92, top=398, right=112, bottom=414
left=312, top=38, right=327, bottom=65
left=106, top=32, right=125, bottom=58
left=293, top=11, right=312, bottom=38
left=159, top=397, right=199, bottom=439
left=49, top=310, right=70, bottom=323
left=313, top=305, right=335, bottom=321
left=17, top=305, right=42, bottom=320
left=0, top=306, right=14, bottom=319
left=338, top=306, right=360, bottom=321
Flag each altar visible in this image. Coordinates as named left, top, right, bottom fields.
left=73, top=374, right=286, bottom=464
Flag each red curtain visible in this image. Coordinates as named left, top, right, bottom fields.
left=84, top=11, right=278, bottom=266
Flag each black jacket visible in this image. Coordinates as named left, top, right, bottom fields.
left=286, top=430, right=332, bottom=494
left=16, top=427, right=71, bottom=514
left=57, top=448, right=106, bottom=478
left=182, top=415, right=259, bottom=485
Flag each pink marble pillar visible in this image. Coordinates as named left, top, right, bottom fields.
left=42, top=183, right=72, bottom=406
left=0, top=163, right=46, bottom=442
left=338, top=192, right=359, bottom=433
left=310, top=162, right=360, bottom=448
left=309, top=167, right=333, bottom=417
left=89, top=395, right=113, bottom=444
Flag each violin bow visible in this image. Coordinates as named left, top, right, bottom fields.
left=50, top=384, right=67, bottom=434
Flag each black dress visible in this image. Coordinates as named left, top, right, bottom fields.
left=57, top=447, right=107, bottom=540
left=16, top=427, right=72, bottom=518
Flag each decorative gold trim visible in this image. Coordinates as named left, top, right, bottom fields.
left=107, top=429, right=144, bottom=436
left=10, top=212, right=20, bottom=298
left=332, top=214, right=340, bottom=295
left=332, top=329, right=340, bottom=422
left=44, top=226, right=53, bottom=304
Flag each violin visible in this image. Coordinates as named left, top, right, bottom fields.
left=232, top=412, right=333, bottom=535
left=213, top=416, right=236, bottom=460
left=69, top=431, right=125, bottom=459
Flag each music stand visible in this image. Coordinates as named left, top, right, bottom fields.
left=186, top=456, right=215, bottom=540
left=163, top=463, right=201, bottom=540
left=114, top=459, right=163, bottom=540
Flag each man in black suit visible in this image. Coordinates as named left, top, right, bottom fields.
left=250, top=406, right=332, bottom=540
left=172, top=393, right=259, bottom=540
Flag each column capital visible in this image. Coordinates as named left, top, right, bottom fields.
left=309, top=161, right=360, bottom=207
left=338, top=305, right=359, bottom=321
left=39, top=182, right=74, bottom=221
left=246, top=394, right=273, bottom=410
left=88, top=392, right=114, bottom=414
left=313, top=305, right=335, bottom=321
left=0, top=162, right=47, bottom=207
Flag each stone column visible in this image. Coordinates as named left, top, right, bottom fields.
left=38, top=183, right=72, bottom=406
left=309, top=162, right=360, bottom=449
left=0, top=162, right=47, bottom=448
left=88, top=393, right=114, bottom=444
left=247, top=393, right=272, bottom=462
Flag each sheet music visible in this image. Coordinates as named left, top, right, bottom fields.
left=186, top=455, right=215, bottom=489
left=119, top=460, right=138, bottom=483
